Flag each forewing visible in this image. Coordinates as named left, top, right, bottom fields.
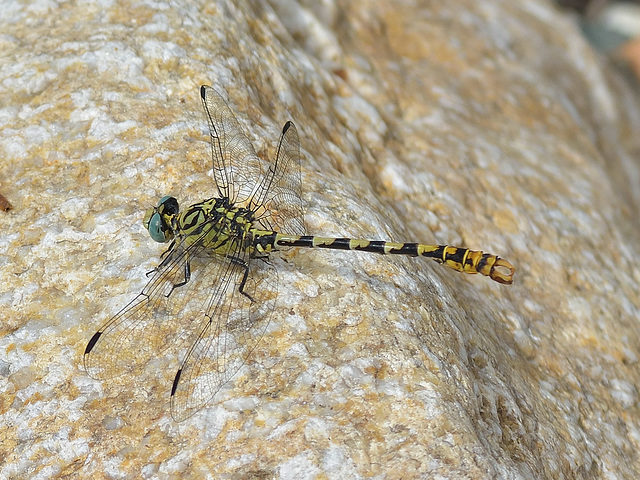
left=249, top=121, right=305, bottom=235
left=84, top=241, right=197, bottom=380
left=170, top=245, right=278, bottom=422
left=84, top=224, right=229, bottom=381
left=200, top=85, right=263, bottom=205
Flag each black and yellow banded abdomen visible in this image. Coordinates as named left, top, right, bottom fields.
left=272, top=234, right=515, bottom=285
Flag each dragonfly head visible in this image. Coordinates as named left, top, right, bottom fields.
left=143, top=196, right=179, bottom=243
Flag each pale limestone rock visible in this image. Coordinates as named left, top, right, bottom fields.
left=1, top=0, right=639, bottom=479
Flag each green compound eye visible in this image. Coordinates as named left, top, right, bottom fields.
left=144, top=196, right=179, bottom=243
left=146, top=211, right=167, bottom=242
left=158, top=196, right=179, bottom=213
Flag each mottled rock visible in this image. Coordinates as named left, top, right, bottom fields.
left=1, top=0, right=639, bottom=479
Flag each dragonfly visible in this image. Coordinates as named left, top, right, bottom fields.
left=84, top=85, right=515, bottom=421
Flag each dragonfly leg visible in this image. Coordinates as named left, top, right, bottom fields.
left=147, top=239, right=177, bottom=277
left=165, top=260, right=191, bottom=297
left=231, top=256, right=255, bottom=302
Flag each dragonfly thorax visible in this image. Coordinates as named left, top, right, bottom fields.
left=144, top=194, right=261, bottom=258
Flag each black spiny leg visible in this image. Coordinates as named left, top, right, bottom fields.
left=230, top=256, right=254, bottom=302
left=166, top=260, right=191, bottom=297
left=146, top=239, right=177, bottom=278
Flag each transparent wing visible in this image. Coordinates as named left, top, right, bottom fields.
left=250, top=121, right=306, bottom=236
left=84, top=243, right=191, bottom=380
left=170, top=242, right=277, bottom=422
left=84, top=226, right=231, bottom=381
left=201, top=86, right=305, bottom=235
left=200, top=85, right=264, bottom=205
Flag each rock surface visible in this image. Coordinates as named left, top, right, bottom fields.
left=1, top=0, right=640, bottom=478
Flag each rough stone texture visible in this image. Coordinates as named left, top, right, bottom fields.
left=1, top=0, right=640, bottom=478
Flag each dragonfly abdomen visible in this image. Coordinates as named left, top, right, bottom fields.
left=273, top=234, right=514, bottom=285
left=416, top=244, right=514, bottom=285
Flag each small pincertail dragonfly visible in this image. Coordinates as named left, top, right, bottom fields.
left=84, top=85, right=515, bottom=421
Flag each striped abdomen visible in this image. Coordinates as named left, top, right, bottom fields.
left=272, top=234, right=515, bottom=285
